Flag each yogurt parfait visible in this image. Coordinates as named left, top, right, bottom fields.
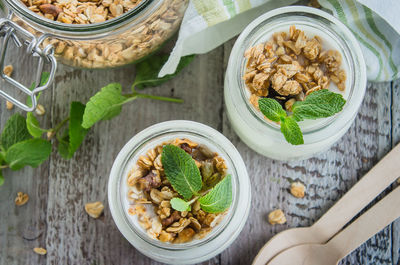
left=224, top=6, right=366, bottom=160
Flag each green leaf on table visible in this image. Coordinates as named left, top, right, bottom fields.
left=5, top=138, right=51, bottom=170
left=280, top=116, right=304, bottom=145
left=161, top=144, right=202, bottom=200
left=170, top=198, right=191, bottom=212
left=292, top=89, right=346, bottom=121
left=258, top=98, right=287, bottom=122
left=1, top=114, right=31, bottom=150
left=0, top=170, right=4, bottom=186
left=198, top=175, right=232, bottom=213
left=133, top=54, right=195, bottom=89
left=26, top=112, right=46, bottom=138
left=82, top=83, right=130, bottom=129
left=27, top=72, right=50, bottom=107
left=58, top=102, right=89, bottom=159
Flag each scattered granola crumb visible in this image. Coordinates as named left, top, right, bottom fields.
left=85, top=201, right=104, bottom=218
left=35, top=104, right=46, bottom=116
left=15, top=192, right=29, bottom=206
left=290, top=181, right=306, bottom=198
left=3, top=65, right=13, bottom=77
left=397, top=178, right=400, bottom=184
left=6, top=101, right=14, bottom=110
left=268, top=209, right=287, bottom=225
left=33, top=247, right=47, bottom=255
left=47, top=131, right=55, bottom=140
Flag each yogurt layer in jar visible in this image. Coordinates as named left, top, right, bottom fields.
left=224, top=6, right=366, bottom=160
left=108, top=120, right=251, bottom=264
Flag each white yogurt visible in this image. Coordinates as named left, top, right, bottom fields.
left=224, top=6, right=366, bottom=160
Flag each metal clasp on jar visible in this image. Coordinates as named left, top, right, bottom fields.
left=0, top=15, right=56, bottom=111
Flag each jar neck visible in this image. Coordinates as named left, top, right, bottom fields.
left=5, top=0, right=158, bottom=36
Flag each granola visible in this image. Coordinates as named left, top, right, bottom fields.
left=244, top=25, right=347, bottom=111
left=16, top=0, right=188, bottom=68
left=126, top=138, right=229, bottom=243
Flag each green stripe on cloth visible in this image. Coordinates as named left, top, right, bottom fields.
left=326, top=0, right=384, bottom=80
left=237, top=0, right=251, bottom=12
left=193, top=0, right=229, bottom=26
left=345, top=0, right=391, bottom=79
left=223, top=0, right=237, bottom=17
left=363, top=6, right=398, bottom=78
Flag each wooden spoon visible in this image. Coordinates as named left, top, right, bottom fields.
left=266, top=185, right=400, bottom=265
left=252, top=143, right=400, bottom=265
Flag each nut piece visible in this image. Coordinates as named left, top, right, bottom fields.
left=397, top=178, right=400, bottom=184
left=290, top=182, right=306, bottom=198
left=174, top=228, right=195, bottom=243
left=15, top=192, right=29, bottom=206
left=6, top=101, right=14, bottom=110
left=84, top=201, right=104, bottom=218
left=35, top=104, right=45, bottom=116
left=3, top=65, right=13, bottom=77
left=268, top=209, right=287, bottom=225
left=33, top=247, right=47, bottom=255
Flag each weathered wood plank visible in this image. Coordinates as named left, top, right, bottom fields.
left=43, top=46, right=225, bottom=265
left=220, top=37, right=394, bottom=265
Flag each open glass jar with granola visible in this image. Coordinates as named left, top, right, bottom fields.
left=108, top=120, right=251, bottom=264
left=224, top=6, right=367, bottom=160
left=0, top=0, right=188, bottom=110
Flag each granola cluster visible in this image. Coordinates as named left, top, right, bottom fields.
left=16, top=0, right=188, bottom=68
left=21, top=0, right=143, bottom=24
left=126, top=138, right=229, bottom=243
left=244, top=25, right=347, bottom=111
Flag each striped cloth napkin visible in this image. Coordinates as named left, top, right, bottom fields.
left=159, top=0, right=400, bottom=82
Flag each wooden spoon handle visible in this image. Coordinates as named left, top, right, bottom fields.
left=313, top=143, right=400, bottom=237
left=326, top=185, right=400, bottom=261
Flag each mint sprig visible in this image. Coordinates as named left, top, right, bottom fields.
left=1, top=114, right=31, bottom=150
left=162, top=144, right=233, bottom=214
left=162, top=145, right=202, bottom=200
left=258, top=89, right=346, bottom=145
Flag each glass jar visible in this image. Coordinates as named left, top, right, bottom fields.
left=108, top=120, right=251, bottom=264
left=224, top=6, right=367, bottom=161
left=0, top=0, right=188, bottom=110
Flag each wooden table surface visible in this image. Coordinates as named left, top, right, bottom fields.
left=0, top=35, right=399, bottom=265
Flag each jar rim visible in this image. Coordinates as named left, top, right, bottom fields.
left=5, top=0, right=157, bottom=35
left=108, top=120, right=251, bottom=264
left=225, top=6, right=367, bottom=144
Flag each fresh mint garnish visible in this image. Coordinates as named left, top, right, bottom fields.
left=162, top=144, right=202, bottom=200
left=133, top=55, right=195, bottom=90
left=82, top=83, right=131, bottom=129
left=170, top=198, right=191, bottom=212
left=5, top=139, right=51, bottom=170
left=258, top=98, right=287, bottom=122
left=58, top=102, right=89, bottom=159
left=1, top=114, right=31, bottom=150
left=258, top=89, right=346, bottom=145
left=198, top=175, right=232, bottom=213
left=292, top=89, right=346, bottom=121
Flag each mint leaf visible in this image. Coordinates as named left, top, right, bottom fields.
left=161, top=144, right=202, bottom=200
left=292, top=89, right=346, bottom=121
left=199, top=175, right=232, bottom=213
left=82, top=83, right=131, bottom=129
left=0, top=170, right=3, bottom=186
left=170, top=198, right=191, bottom=212
left=133, top=54, right=195, bottom=89
left=1, top=114, right=31, bottom=150
left=5, top=139, right=51, bottom=170
left=26, top=113, right=46, bottom=138
left=280, top=116, right=304, bottom=145
left=258, top=98, right=287, bottom=122
left=58, top=102, right=89, bottom=159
